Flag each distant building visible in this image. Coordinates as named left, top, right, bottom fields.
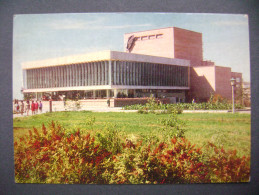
left=22, top=27, right=243, bottom=104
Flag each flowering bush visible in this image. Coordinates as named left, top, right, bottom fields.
left=108, top=138, right=210, bottom=184
left=14, top=121, right=111, bottom=184
left=14, top=121, right=250, bottom=184
left=205, top=142, right=250, bottom=183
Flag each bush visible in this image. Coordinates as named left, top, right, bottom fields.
left=159, top=112, right=186, bottom=140
left=14, top=121, right=111, bottom=184
left=14, top=121, right=250, bottom=184
left=137, top=107, right=148, bottom=114
left=205, top=142, right=250, bottom=183
left=123, top=97, right=244, bottom=111
left=96, top=123, right=123, bottom=155
left=108, top=138, right=210, bottom=184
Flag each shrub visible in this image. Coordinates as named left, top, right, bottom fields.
left=137, top=107, right=148, bottom=114
left=85, top=116, right=96, bottom=130
left=124, top=101, right=244, bottom=111
left=205, top=142, right=250, bottom=183
left=159, top=112, right=186, bottom=139
left=14, top=121, right=250, bottom=184
left=96, top=123, right=123, bottom=155
left=14, top=121, right=111, bottom=184
left=108, top=137, right=210, bottom=184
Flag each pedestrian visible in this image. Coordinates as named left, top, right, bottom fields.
left=31, top=100, right=35, bottom=115
left=26, top=100, right=30, bottom=116
left=15, top=100, right=20, bottom=113
left=39, top=101, right=43, bottom=113
left=63, top=95, right=66, bottom=107
left=192, top=98, right=195, bottom=104
left=20, top=100, right=24, bottom=115
left=107, top=98, right=110, bottom=107
left=35, top=101, right=39, bottom=114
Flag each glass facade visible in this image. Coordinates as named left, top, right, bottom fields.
left=24, top=60, right=189, bottom=89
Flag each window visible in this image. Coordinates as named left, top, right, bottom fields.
left=141, top=36, right=148, bottom=40
left=156, top=34, right=163, bottom=39
left=149, top=35, right=155, bottom=39
left=236, top=78, right=240, bottom=82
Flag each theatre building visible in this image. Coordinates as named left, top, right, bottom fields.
left=22, top=50, right=190, bottom=105
left=22, top=26, right=242, bottom=106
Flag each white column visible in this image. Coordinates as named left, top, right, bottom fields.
left=106, top=89, right=110, bottom=98
left=114, top=89, right=118, bottom=98
left=114, top=61, right=117, bottom=85
left=108, top=60, right=112, bottom=86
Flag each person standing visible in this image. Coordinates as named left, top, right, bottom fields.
left=15, top=100, right=19, bottom=113
left=26, top=101, right=30, bottom=116
left=20, top=101, right=24, bottom=115
left=39, top=101, right=43, bottom=113
left=31, top=100, right=35, bottom=115
left=107, top=98, right=110, bottom=107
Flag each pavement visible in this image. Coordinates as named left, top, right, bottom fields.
left=13, top=106, right=251, bottom=118
left=13, top=106, right=135, bottom=118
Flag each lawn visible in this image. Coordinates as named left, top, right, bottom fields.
left=13, top=111, right=251, bottom=157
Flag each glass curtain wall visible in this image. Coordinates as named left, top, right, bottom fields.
left=111, top=61, right=188, bottom=87
left=25, top=60, right=188, bottom=89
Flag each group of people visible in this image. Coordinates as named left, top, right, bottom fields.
left=14, top=99, right=43, bottom=116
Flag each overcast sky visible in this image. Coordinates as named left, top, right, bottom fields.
left=13, top=13, right=250, bottom=99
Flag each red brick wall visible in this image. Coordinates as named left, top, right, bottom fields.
left=173, top=27, right=203, bottom=66
left=215, top=66, right=232, bottom=100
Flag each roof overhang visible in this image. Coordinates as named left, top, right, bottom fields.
left=22, top=50, right=190, bottom=69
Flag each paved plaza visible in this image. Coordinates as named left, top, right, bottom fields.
left=13, top=103, right=251, bottom=118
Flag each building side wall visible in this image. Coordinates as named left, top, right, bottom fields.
left=231, top=71, right=243, bottom=99
left=215, top=66, right=232, bottom=100
left=173, top=27, right=203, bottom=66
left=124, top=28, right=175, bottom=58
left=190, top=66, right=215, bottom=101
left=231, top=72, right=242, bottom=83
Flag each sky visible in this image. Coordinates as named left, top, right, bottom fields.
left=13, top=13, right=250, bottom=99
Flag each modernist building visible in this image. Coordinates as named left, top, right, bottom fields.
left=22, top=50, right=189, bottom=103
left=22, top=26, right=242, bottom=103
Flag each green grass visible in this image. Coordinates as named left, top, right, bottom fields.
left=13, top=111, right=251, bottom=157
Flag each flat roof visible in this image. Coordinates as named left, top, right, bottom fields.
left=22, top=50, right=190, bottom=69
left=124, top=26, right=201, bottom=35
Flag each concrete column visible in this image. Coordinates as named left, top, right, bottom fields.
left=106, top=89, right=110, bottom=98
left=114, top=61, right=117, bottom=85
left=114, top=89, right=118, bottom=98
left=108, top=60, right=112, bottom=86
